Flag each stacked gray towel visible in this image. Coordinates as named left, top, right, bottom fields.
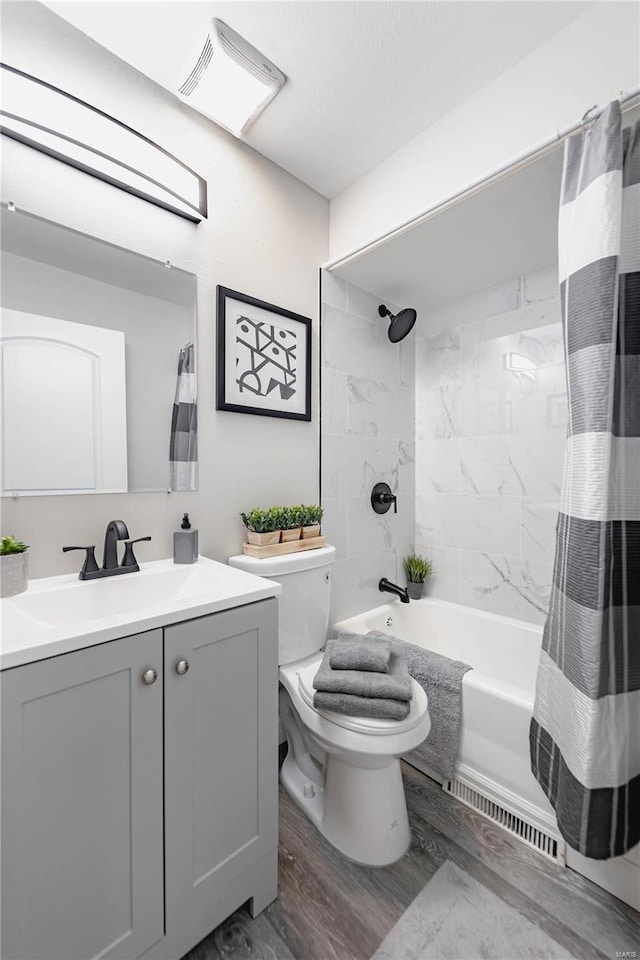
left=329, top=632, right=392, bottom=673
left=312, top=635, right=413, bottom=720
left=367, top=630, right=472, bottom=780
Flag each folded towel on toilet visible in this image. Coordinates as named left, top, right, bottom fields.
left=329, top=632, right=392, bottom=673
left=313, top=640, right=413, bottom=701
left=313, top=690, right=411, bottom=721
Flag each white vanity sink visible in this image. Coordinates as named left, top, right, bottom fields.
left=0, top=557, right=281, bottom=669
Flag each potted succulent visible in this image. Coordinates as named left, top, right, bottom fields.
left=402, top=553, right=433, bottom=600
left=301, top=503, right=323, bottom=539
left=280, top=505, right=305, bottom=542
left=0, top=535, right=29, bottom=598
left=240, top=507, right=282, bottom=546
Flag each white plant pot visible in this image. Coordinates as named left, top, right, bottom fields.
left=0, top=551, right=29, bottom=598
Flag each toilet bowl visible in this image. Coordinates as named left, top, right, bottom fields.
left=279, top=652, right=429, bottom=865
left=228, top=546, right=430, bottom=866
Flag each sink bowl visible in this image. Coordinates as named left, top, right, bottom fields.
left=11, top=563, right=224, bottom=627
left=1, top=557, right=281, bottom=669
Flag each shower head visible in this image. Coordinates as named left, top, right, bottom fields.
left=378, top=304, right=417, bottom=343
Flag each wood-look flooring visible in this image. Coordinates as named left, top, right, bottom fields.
left=184, top=762, right=640, bottom=960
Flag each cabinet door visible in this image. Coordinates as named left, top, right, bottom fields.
left=1, top=631, right=164, bottom=960
left=164, top=600, right=278, bottom=950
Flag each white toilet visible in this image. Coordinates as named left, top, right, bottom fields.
left=229, top=545, right=430, bottom=866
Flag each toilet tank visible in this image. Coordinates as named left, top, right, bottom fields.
left=228, top=545, right=335, bottom=665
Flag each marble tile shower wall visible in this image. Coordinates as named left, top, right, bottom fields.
left=321, top=273, right=415, bottom=623
left=415, top=265, right=567, bottom=625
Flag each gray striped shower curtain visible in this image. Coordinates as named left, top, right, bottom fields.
left=169, top=342, right=197, bottom=492
left=530, top=102, right=639, bottom=859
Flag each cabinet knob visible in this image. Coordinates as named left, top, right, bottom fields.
left=141, top=668, right=158, bottom=686
left=175, top=659, right=190, bottom=676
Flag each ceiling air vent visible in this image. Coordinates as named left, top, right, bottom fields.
left=176, top=19, right=285, bottom=138
left=178, top=35, right=214, bottom=98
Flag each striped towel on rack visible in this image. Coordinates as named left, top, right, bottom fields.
left=169, top=342, right=197, bottom=491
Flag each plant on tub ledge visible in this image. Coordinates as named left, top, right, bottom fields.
left=402, top=553, right=433, bottom=601
left=0, top=535, right=29, bottom=598
left=240, top=507, right=282, bottom=547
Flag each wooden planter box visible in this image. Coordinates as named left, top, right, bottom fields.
left=243, top=536, right=325, bottom=559
left=245, top=530, right=281, bottom=546
left=302, top=524, right=321, bottom=539
left=281, top=528, right=302, bottom=542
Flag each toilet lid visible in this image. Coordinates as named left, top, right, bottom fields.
left=296, top=658, right=427, bottom=736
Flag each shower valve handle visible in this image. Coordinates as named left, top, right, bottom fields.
left=371, top=482, right=397, bottom=515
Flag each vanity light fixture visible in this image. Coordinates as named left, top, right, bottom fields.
left=176, top=19, right=286, bottom=137
left=0, top=63, right=207, bottom=222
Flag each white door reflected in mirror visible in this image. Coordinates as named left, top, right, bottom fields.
left=1, top=309, right=128, bottom=495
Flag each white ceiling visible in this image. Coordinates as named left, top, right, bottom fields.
left=336, top=145, right=564, bottom=316
left=43, top=1, right=589, bottom=198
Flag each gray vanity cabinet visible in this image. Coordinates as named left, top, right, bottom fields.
left=159, top=600, right=279, bottom=958
left=1, top=599, right=279, bottom=960
left=1, top=629, right=165, bottom=960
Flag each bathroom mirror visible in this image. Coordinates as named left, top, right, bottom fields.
left=0, top=207, right=197, bottom=495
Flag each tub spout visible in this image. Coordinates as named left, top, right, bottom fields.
left=379, top=577, right=410, bottom=603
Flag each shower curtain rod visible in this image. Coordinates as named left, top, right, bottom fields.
left=322, top=84, right=640, bottom=274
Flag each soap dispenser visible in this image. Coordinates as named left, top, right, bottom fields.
left=174, top=513, right=198, bottom=564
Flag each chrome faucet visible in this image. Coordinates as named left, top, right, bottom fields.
left=379, top=577, right=410, bottom=604
left=63, top=520, right=151, bottom=580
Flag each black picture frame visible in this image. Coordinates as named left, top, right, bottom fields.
left=216, top=286, right=312, bottom=421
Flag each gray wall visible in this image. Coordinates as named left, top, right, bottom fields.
left=0, top=2, right=328, bottom=577
left=321, top=273, right=415, bottom=623
left=415, top=265, right=565, bottom=624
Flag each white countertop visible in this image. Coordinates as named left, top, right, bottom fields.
left=0, top=556, right=281, bottom=671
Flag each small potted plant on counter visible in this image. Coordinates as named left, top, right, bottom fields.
left=0, top=534, right=29, bottom=598
left=240, top=508, right=282, bottom=546
left=280, top=505, right=305, bottom=542
left=403, top=553, right=433, bottom=600
left=301, top=504, right=323, bottom=539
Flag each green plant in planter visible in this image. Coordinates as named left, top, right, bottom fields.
left=0, top=535, right=29, bottom=598
left=0, top=535, right=28, bottom=555
left=240, top=508, right=281, bottom=533
left=402, top=554, right=433, bottom=583
left=268, top=506, right=286, bottom=531
left=282, top=505, right=306, bottom=530
left=303, top=504, right=324, bottom=526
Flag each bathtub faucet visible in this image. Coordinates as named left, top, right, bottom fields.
left=378, top=577, right=410, bottom=604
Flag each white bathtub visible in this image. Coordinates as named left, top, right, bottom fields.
left=333, top=597, right=561, bottom=845
left=333, top=596, right=640, bottom=909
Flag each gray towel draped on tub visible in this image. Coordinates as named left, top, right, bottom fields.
left=366, top=631, right=472, bottom=780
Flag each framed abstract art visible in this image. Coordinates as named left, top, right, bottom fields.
left=216, top=286, right=311, bottom=421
